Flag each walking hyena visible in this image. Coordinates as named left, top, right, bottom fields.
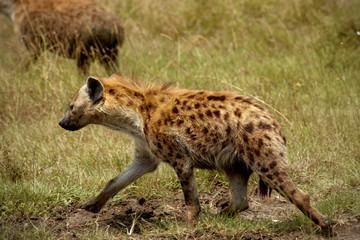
left=59, top=75, right=331, bottom=233
left=0, top=0, right=124, bottom=75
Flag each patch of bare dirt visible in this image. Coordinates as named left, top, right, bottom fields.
left=1, top=185, right=359, bottom=239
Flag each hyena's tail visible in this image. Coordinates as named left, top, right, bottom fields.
left=256, top=163, right=332, bottom=234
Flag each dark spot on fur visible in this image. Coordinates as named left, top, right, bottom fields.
left=261, top=167, right=269, bottom=173
left=243, top=98, right=252, bottom=104
left=194, top=103, right=200, bottom=109
left=290, top=189, right=296, bottom=196
left=213, top=139, right=217, bottom=144
left=258, top=139, right=264, bottom=148
left=254, top=104, right=264, bottom=111
left=278, top=177, right=283, bottom=183
left=269, top=161, right=277, bottom=169
left=184, top=192, right=190, bottom=202
left=175, top=99, right=180, bottom=104
left=279, top=185, right=284, bottom=191
left=186, top=128, right=191, bottom=134
left=273, top=122, right=279, bottom=128
left=266, top=174, right=273, bottom=180
left=280, top=152, right=284, bottom=157
left=157, top=143, right=162, bottom=149
left=248, top=153, right=254, bottom=163
left=176, top=154, right=182, bottom=159
left=172, top=107, right=179, bottom=113
left=187, top=106, right=192, bottom=110
left=243, top=134, right=248, bottom=143
left=254, top=149, right=260, bottom=156
left=177, top=120, right=184, bottom=126
left=205, top=110, right=213, bottom=117
left=172, top=161, right=177, bottom=167
left=198, top=113, right=204, bottom=119
left=258, top=122, right=272, bottom=130
left=108, top=89, right=115, bottom=94
left=224, top=112, right=229, bottom=120
left=234, top=108, right=241, bottom=118
left=234, top=96, right=243, bottom=100
left=177, top=168, right=183, bottom=174
left=274, top=171, right=279, bottom=177
left=226, top=126, right=232, bottom=134
left=213, top=111, right=220, bottom=117
left=134, top=92, right=144, bottom=99
left=265, top=135, right=271, bottom=140
left=207, top=95, right=226, bottom=101
left=203, top=127, right=209, bottom=134
left=190, top=114, right=196, bottom=120
left=183, top=100, right=188, bottom=106
left=160, top=97, right=165, bottom=102
left=181, top=180, right=189, bottom=186
left=244, top=122, right=254, bottom=133
left=188, top=94, right=196, bottom=99
left=282, top=136, right=287, bottom=144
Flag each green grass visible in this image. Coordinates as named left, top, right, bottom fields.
left=1, top=0, right=360, bottom=238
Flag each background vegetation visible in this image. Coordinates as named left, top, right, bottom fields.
left=0, top=0, right=359, bottom=238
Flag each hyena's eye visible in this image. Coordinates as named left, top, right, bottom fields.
left=70, top=105, right=74, bottom=111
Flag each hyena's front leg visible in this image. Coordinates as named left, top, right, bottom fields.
left=82, top=157, right=159, bottom=213
left=174, top=164, right=201, bottom=227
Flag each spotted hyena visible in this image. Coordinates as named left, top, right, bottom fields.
left=0, top=0, right=124, bottom=74
left=59, top=75, right=331, bottom=234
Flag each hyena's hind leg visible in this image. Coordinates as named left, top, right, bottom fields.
left=260, top=163, right=332, bottom=234
left=222, top=160, right=253, bottom=215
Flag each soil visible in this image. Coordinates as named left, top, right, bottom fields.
left=1, top=185, right=359, bottom=239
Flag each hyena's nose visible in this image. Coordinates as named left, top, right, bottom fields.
left=58, top=118, right=66, bottom=129
left=59, top=116, right=79, bottom=131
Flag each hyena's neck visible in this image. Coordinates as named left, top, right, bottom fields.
left=99, top=86, right=150, bottom=141
left=99, top=78, right=172, bottom=142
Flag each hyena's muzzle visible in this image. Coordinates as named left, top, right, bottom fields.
left=58, top=111, right=81, bottom=131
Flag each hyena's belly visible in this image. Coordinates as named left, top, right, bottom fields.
left=148, top=129, right=240, bottom=170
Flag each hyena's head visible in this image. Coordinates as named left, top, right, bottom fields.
left=59, top=77, right=104, bottom=131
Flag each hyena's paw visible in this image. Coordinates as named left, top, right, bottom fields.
left=320, top=215, right=333, bottom=236
left=220, top=202, right=249, bottom=216
left=81, top=199, right=104, bottom=213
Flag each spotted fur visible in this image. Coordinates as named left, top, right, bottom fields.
left=59, top=75, right=331, bottom=234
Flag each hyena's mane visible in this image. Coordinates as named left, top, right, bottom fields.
left=107, top=74, right=174, bottom=96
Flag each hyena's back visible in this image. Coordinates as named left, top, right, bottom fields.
left=144, top=90, right=287, bottom=173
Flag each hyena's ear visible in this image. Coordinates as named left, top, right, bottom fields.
left=87, top=77, right=104, bottom=101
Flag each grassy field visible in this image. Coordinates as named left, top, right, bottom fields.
left=0, top=0, right=359, bottom=239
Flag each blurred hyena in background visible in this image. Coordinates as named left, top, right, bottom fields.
left=0, top=0, right=124, bottom=75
